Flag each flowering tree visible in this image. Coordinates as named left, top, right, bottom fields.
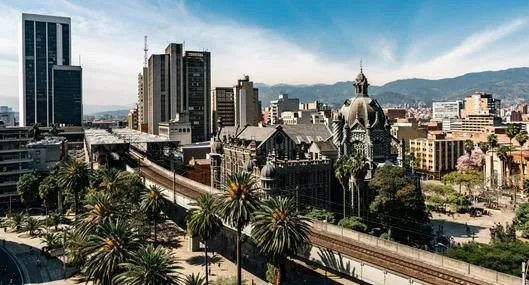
left=456, top=150, right=485, bottom=172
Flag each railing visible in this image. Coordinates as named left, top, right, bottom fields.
left=312, top=221, right=521, bottom=285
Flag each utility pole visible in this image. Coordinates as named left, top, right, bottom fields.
left=523, top=261, right=527, bottom=285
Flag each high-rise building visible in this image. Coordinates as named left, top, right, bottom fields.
left=19, top=13, right=75, bottom=126
left=409, top=133, right=465, bottom=179
left=0, top=106, right=18, bottom=126
left=270, top=94, right=299, bottom=124
left=432, top=101, right=463, bottom=121
left=147, top=54, right=170, bottom=134
left=211, top=87, right=235, bottom=133
left=52, top=65, right=82, bottom=126
left=463, top=92, right=500, bottom=117
left=184, top=51, right=211, bottom=142
left=137, top=69, right=148, bottom=131
left=234, top=75, right=260, bottom=128
left=143, top=43, right=210, bottom=142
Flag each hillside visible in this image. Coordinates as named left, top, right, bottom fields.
left=257, top=67, right=529, bottom=107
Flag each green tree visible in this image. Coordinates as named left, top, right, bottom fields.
left=443, top=171, right=465, bottom=193
left=251, top=197, right=311, bottom=285
left=79, top=192, right=119, bottom=235
left=30, top=123, right=42, bottom=141
left=338, top=216, right=368, bottom=232
left=478, top=142, right=490, bottom=154
left=185, top=273, right=206, bottom=285
left=464, top=140, right=475, bottom=156
left=514, top=203, right=529, bottom=235
left=8, top=212, right=26, bottom=231
left=489, top=223, right=516, bottom=243
left=506, top=123, right=520, bottom=144
left=39, top=175, right=59, bottom=214
left=114, top=244, right=181, bottom=285
left=48, top=124, right=62, bottom=136
left=187, top=193, right=223, bottom=285
left=17, top=172, right=40, bottom=208
left=24, top=216, right=41, bottom=236
left=369, top=166, right=431, bottom=246
left=515, top=131, right=528, bottom=204
left=487, top=134, right=499, bottom=150
left=216, top=172, right=259, bottom=285
left=58, top=160, right=91, bottom=219
left=497, top=145, right=513, bottom=185
left=141, top=185, right=168, bottom=244
left=41, top=232, right=62, bottom=252
left=350, top=154, right=368, bottom=218
left=334, top=155, right=352, bottom=217
left=83, top=219, right=139, bottom=285
left=448, top=192, right=471, bottom=212
left=305, top=208, right=336, bottom=224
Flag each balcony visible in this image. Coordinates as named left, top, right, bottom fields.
left=0, top=158, right=33, bottom=165
left=0, top=169, right=33, bottom=176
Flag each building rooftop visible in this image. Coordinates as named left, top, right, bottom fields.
left=112, top=128, right=170, bottom=143
left=84, top=129, right=126, bottom=145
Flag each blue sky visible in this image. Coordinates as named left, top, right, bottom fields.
left=1, top=0, right=529, bottom=106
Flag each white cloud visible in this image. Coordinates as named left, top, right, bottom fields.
left=0, top=0, right=528, bottom=108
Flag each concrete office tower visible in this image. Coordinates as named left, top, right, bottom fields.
left=234, top=75, right=260, bottom=128
left=19, top=13, right=71, bottom=126
left=185, top=51, right=211, bottom=142
left=212, top=87, right=235, bottom=133
left=165, top=44, right=184, bottom=116
left=137, top=68, right=148, bottom=131
left=270, top=94, right=299, bottom=124
left=147, top=54, right=170, bottom=134
left=52, top=66, right=82, bottom=126
left=432, top=101, right=463, bottom=121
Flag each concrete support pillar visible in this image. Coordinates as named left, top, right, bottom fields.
left=188, top=235, right=200, bottom=252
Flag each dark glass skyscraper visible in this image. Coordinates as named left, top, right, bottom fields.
left=52, top=66, right=82, bottom=126
left=19, top=13, right=74, bottom=126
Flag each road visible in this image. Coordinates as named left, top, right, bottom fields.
left=0, top=245, right=23, bottom=285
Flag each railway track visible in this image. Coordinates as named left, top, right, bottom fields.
left=124, top=151, right=490, bottom=285
left=310, top=231, right=487, bottom=285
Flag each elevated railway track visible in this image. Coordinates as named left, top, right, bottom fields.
left=124, top=150, right=504, bottom=285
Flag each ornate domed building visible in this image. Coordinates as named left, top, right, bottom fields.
left=332, top=68, right=403, bottom=171
left=332, top=68, right=404, bottom=216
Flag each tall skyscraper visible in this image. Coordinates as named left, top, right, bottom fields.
left=142, top=43, right=211, bottom=141
left=19, top=13, right=82, bottom=126
left=212, top=87, right=235, bottom=133
left=147, top=54, right=170, bottom=134
left=52, top=65, right=82, bottom=126
left=184, top=51, right=211, bottom=142
left=234, top=75, right=260, bottom=128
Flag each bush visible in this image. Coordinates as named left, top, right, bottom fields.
left=338, top=217, right=368, bottom=232
left=306, top=208, right=336, bottom=224
left=445, top=241, right=529, bottom=276
left=448, top=192, right=471, bottom=213
left=211, top=276, right=248, bottom=285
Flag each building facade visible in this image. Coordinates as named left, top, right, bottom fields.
left=128, top=106, right=139, bottom=130
left=270, top=94, right=299, bottom=124
left=211, top=124, right=333, bottom=209
left=0, top=106, right=18, bottom=127
left=212, top=87, right=235, bottom=133
left=432, top=101, right=463, bottom=121
left=158, top=113, right=192, bottom=145
left=463, top=92, right=500, bottom=117
left=147, top=54, right=170, bottom=135
left=234, top=75, right=260, bottom=128
left=137, top=68, right=148, bottom=131
left=184, top=51, right=211, bottom=142
left=409, top=134, right=465, bottom=179
left=19, top=13, right=73, bottom=126
left=0, top=127, right=33, bottom=195
left=52, top=65, right=82, bottom=126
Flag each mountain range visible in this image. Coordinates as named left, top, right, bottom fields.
left=1, top=67, right=528, bottom=114
left=256, top=67, right=529, bottom=107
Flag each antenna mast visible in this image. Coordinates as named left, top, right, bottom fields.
left=143, top=35, right=148, bottom=68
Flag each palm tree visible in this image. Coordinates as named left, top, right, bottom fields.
left=496, top=145, right=512, bottom=194
left=79, top=192, right=118, bottom=235
left=464, top=140, right=475, bottom=156
left=24, top=216, right=41, bottom=236
left=251, top=197, right=311, bottom=285
left=350, top=154, right=368, bottom=218
left=216, top=172, right=259, bottom=285
left=140, top=185, right=168, bottom=244
left=334, top=156, right=351, bottom=217
left=506, top=123, right=520, bottom=144
left=515, top=131, right=528, bottom=207
left=30, top=123, right=41, bottom=141
left=39, top=175, right=59, bottom=215
left=114, top=244, right=181, bottom=285
left=58, top=160, right=91, bottom=219
left=42, top=232, right=61, bottom=252
left=185, top=273, right=206, bottom=285
left=83, top=219, right=139, bottom=285
left=187, top=193, right=222, bottom=285
left=9, top=212, right=26, bottom=232
left=48, top=123, right=62, bottom=136
left=487, top=134, right=499, bottom=150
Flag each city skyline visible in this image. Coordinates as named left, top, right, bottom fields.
left=1, top=0, right=529, bottom=106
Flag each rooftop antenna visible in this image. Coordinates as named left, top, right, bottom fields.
left=144, top=35, right=148, bottom=68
